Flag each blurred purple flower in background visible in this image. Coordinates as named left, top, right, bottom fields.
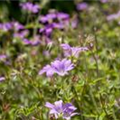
left=61, top=44, right=88, bottom=58
left=43, top=50, right=50, bottom=58
left=57, top=12, right=69, bottom=21
left=30, top=35, right=41, bottom=46
left=45, top=100, right=78, bottom=120
left=0, top=54, right=10, bottom=65
left=0, top=54, right=7, bottom=62
left=39, top=15, right=49, bottom=23
left=22, top=38, right=31, bottom=45
left=39, top=11, right=77, bottom=39
left=23, top=35, right=41, bottom=46
left=39, top=12, right=69, bottom=23
left=20, top=2, right=40, bottom=13
left=107, top=11, right=120, bottom=21
left=12, top=21, right=24, bottom=31
left=39, top=59, right=74, bottom=77
left=77, top=2, right=88, bottom=11
left=0, top=21, right=24, bottom=32
left=71, top=17, right=79, bottom=29
left=0, top=77, right=5, bottom=82
left=39, top=13, right=57, bottom=23
left=13, top=30, right=29, bottom=39
left=53, top=22, right=65, bottom=29
left=100, top=0, right=108, bottom=3
left=0, top=22, right=13, bottom=32
left=39, top=24, right=54, bottom=36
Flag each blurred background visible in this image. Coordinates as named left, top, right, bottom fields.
left=0, top=0, right=109, bottom=22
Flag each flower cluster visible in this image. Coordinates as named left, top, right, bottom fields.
left=39, top=11, right=70, bottom=37
left=20, top=2, right=40, bottom=13
left=45, top=100, right=78, bottom=120
left=39, top=43, right=88, bottom=77
left=39, top=11, right=78, bottom=41
left=0, top=21, right=24, bottom=32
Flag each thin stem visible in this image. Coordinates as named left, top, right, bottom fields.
left=99, top=94, right=109, bottom=117
left=112, top=108, right=117, bottom=120
left=72, top=85, right=83, bottom=119
left=89, top=86, right=99, bottom=116
left=91, top=50, right=99, bottom=77
left=27, top=13, right=31, bottom=25
left=33, top=11, right=41, bottom=37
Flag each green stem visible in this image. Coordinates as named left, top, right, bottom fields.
left=112, top=108, right=117, bottom=120
left=89, top=86, right=99, bottom=116
left=27, top=13, right=31, bottom=25
left=91, top=50, right=99, bottom=77
left=99, top=94, right=108, bottom=117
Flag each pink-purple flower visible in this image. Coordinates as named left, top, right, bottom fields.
left=61, top=44, right=88, bottom=58
left=0, top=77, right=5, bottom=82
left=0, top=54, right=7, bottom=62
left=20, top=2, right=40, bottom=13
left=12, top=21, right=24, bottom=31
left=39, top=24, right=54, bottom=36
left=22, top=35, right=41, bottom=46
left=39, top=65, right=54, bottom=77
left=13, top=30, right=29, bottom=39
left=51, top=59, right=74, bottom=76
left=39, top=12, right=69, bottom=23
left=107, top=11, right=120, bottom=21
left=100, top=0, right=108, bottom=3
left=76, top=2, right=88, bottom=11
left=0, top=22, right=13, bottom=32
left=39, top=59, right=74, bottom=77
left=45, top=100, right=78, bottom=120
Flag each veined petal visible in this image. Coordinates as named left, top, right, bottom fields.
left=45, top=102, right=54, bottom=109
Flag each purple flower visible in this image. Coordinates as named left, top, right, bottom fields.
left=45, top=100, right=78, bottom=120
left=51, top=59, right=74, bottom=76
left=39, top=15, right=49, bottom=23
left=0, top=54, right=7, bottom=62
left=30, top=35, right=41, bottom=46
left=13, top=22, right=24, bottom=31
left=61, top=44, right=88, bottom=58
left=100, top=0, right=108, bottom=3
left=20, top=2, right=40, bottom=13
left=39, top=13, right=57, bottom=23
left=77, top=2, right=88, bottom=11
left=53, top=22, right=65, bottom=29
left=39, top=65, right=54, bottom=77
left=107, top=11, right=120, bottom=21
left=23, top=36, right=41, bottom=46
left=0, top=22, right=24, bottom=32
left=39, top=59, right=74, bottom=77
left=47, top=13, right=57, bottom=20
left=0, top=22, right=13, bottom=32
left=39, top=12, right=69, bottom=23
left=71, top=18, right=78, bottom=29
left=22, top=38, right=31, bottom=45
left=43, top=50, right=50, bottom=58
left=13, top=30, right=29, bottom=39
left=39, top=24, right=54, bottom=36
left=0, top=77, right=5, bottom=82
left=56, top=12, right=69, bottom=21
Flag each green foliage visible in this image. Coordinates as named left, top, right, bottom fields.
left=0, top=0, right=120, bottom=120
